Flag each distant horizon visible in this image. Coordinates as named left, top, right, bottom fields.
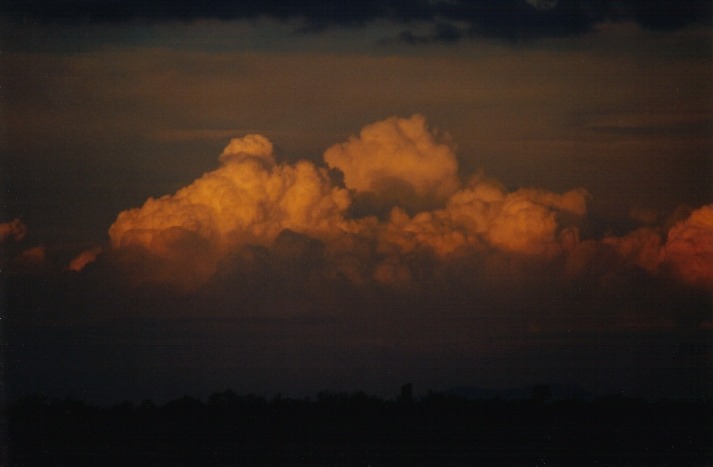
left=7, top=378, right=710, bottom=407
left=9, top=384, right=710, bottom=465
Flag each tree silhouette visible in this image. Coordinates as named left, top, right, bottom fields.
left=398, top=383, right=413, bottom=403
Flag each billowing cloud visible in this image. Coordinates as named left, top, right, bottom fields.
left=109, top=133, right=351, bottom=288
left=107, top=115, right=712, bottom=295
left=0, top=218, right=28, bottom=243
left=107, top=117, right=587, bottom=289
left=602, top=227, right=663, bottom=274
left=597, top=204, right=713, bottom=289
left=105, top=115, right=596, bottom=289
left=453, top=183, right=587, bottom=257
left=663, top=204, right=713, bottom=289
left=324, top=114, right=459, bottom=211
left=374, top=176, right=587, bottom=260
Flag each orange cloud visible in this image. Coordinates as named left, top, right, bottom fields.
left=109, top=133, right=351, bottom=287
left=12, top=245, right=49, bottom=272
left=377, top=177, right=588, bottom=259
left=324, top=114, right=460, bottom=210
left=68, top=246, right=103, bottom=272
left=103, top=116, right=611, bottom=290
left=0, top=218, right=28, bottom=243
left=373, top=257, right=413, bottom=288
left=590, top=204, right=713, bottom=290
left=602, top=227, right=664, bottom=274
left=663, top=204, right=713, bottom=289
left=349, top=174, right=589, bottom=287
left=481, top=187, right=587, bottom=257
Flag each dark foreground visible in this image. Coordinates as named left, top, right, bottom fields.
left=6, top=389, right=712, bottom=465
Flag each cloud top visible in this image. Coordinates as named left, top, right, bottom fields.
left=324, top=114, right=459, bottom=210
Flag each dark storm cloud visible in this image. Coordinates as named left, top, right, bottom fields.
left=3, top=0, right=711, bottom=39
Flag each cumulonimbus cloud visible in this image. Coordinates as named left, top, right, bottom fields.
left=107, top=115, right=712, bottom=291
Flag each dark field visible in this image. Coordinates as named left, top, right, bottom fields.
left=6, top=387, right=712, bottom=465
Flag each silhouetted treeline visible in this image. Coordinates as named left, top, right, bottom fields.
left=6, top=387, right=712, bottom=465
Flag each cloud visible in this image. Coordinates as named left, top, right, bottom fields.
left=67, top=246, right=103, bottom=272
left=107, top=115, right=593, bottom=290
left=218, top=134, right=275, bottom=165
left=106, top=115, right=712, bottom=297
left=324, top=114, right=460, bottom=211
left=526, top=0, right=559, bottom=10
left=0, top=219, right=55, bottom=275
left=0, top=218, right=28, bottom=243
left=12, top=246, right=49, bottom=273
left=476, top=186, right=587, bottom=257
left=602, top=227, right=663, bottom=274
left=109, top=133, right=351, bottom=288
left=322, top=119, right=588, bottom=286
left=374, top=176, right=587, bottom=259
left=629, top=207, right=659, bottom=225
left=663, top=204, right=713, bottom=289
left=102, top=114, right=603, bottom=291
left=4, top=0, right=709, bottom=37
left=596, top=204, right=713, bottom=290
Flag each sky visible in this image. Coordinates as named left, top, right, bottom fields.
left=1, top=0, right=712, bottom=403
